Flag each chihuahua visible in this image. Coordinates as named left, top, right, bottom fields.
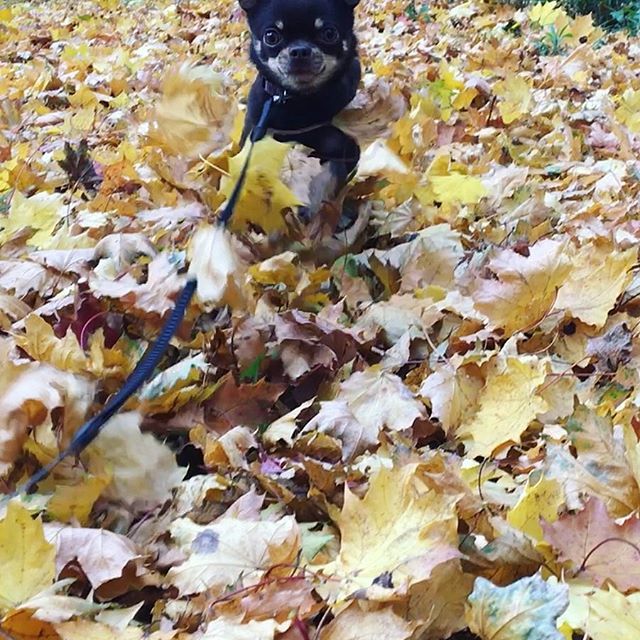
left=239, top=0, right=361, bottom=213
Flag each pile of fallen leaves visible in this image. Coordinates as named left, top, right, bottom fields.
left=2, top=0, right=640, bottom=637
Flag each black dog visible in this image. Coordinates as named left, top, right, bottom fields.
left=239, top=0, right=361, bottom=210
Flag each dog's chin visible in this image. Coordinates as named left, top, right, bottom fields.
left=285, top=67, right=326, bottom=91
left=266, top=56, right=339, bottom=93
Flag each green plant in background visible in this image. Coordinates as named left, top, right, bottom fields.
left=536, top=23, right=573, bottom=54
left=405, top=0, right=430, bottom=21
left=511, top=0, right=640, bottom=34
left=561, top=0, right=640, bottom=32
left=608, top=0, right=640, bottom=34
left=0, top=192, right=9, bottom=215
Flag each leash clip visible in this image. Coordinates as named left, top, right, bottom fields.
left=263, top=79, right=289, bottom=104
left=273, top=89, right=288, bottom=104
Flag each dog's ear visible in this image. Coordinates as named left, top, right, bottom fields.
left=239, top=0, right=258, bottom=10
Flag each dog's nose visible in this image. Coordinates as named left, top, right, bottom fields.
left=289, top=45, right=312, bottom=59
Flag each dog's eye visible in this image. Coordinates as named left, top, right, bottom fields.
left=263, top=28, right=282, bottom=46
left=319, top=26, right=339, bottom=44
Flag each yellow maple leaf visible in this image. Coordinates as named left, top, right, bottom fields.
left=152, top=63, right=237, bottom=159
left=87, top=329, right=129, bottom=379
left=554, top=242, right=635, bottom=328
left=457, top=354, right=548, bottom=458
left=325, top=462, right=461, bottom=601
left=47, top=474, right=111, bottom=525
left=0, top=168, right=10, bottom=192
left=472, top=239, right=571, bottom=336
left=68, top=86, right=97, bottom=109
left=529, top=1, right=565, bottom=26
left=220, top=137, right=301, bottom=234
left=494, top=75, right=533, bottom=124
left=14, top=315, right=88, bottom=374
left=568, top=14, right=600, bottom=45
left=0, top=501, right=55, bottom=613
left=69, top=107, right=95, bottom=133
left=615, top=88, right=640, bottom=133
left=439, top=60, right=464, bottom=91
left=560, top=583, right=640, bottom=640
left=320, top=603, right=416, bottom=640
left=56, top=620, right=143, bottom=640
left=507, top=476, right=563, bottom=541
left=429, top=173, right=487, bottom=205
left=249, top=251, right=300, bottom=289
left=0, top=190, right=64, bottom=248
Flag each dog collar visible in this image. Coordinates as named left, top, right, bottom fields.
left=263, top=78, right=289, bottom=103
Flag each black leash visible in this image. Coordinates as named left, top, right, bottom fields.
left=16, top=96, right=276, bottom=495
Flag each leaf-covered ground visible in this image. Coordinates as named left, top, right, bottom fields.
left=2, top=0, right=640, bottom=638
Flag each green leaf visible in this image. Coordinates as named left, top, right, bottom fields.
left=467, top=574, right=568, bottom=640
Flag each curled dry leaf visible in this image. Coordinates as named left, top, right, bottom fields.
left=18, top=587, right=102, bottom=623
left=14, top=314, right=88, bottom=374
left=90, top=252, right=185, bottom=316
left=586, top=322, right=633, bottom=372
left=203, top=374, right=286, bottom=433
left=214, top=577, right=319, bottom=624
left=188, top=224, right=248, bottom=310
left=304, top=400, right=370, bottom=461
left=0, top=344, right=94, bottom=476
left=93, top=233, right=157, bottom=271
left=406, top=561, right=474, bottom=640
left=0, top=293, right=31, bottom=328
left=0, top=259, right=74, bottom=298
left=335, top=74, right=408, bottom=145
left=272, top=309, right=362, bottom=380
left=262, top=398, right=314, bottom=446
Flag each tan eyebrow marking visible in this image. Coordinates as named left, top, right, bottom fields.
left=275, top=20, right=284, bottom=29
left=315, top=18, right=324, bottom=28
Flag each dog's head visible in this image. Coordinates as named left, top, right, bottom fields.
left=240, top=0, right=359, bottom=93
